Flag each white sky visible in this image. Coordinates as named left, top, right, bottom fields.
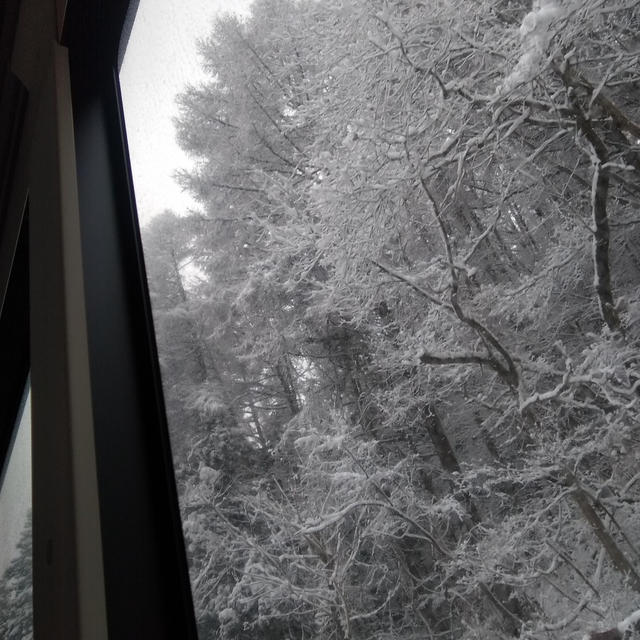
left=120, top=0, right=252, bottom=224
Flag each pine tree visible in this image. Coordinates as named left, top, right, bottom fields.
left=0, top=512, right=33, bottom=640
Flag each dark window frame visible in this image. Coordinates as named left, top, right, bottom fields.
left=60, top=1, right=198, bottom=637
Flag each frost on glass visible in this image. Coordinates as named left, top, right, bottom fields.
left=120, top=1, right=640, bottom=638
left=0, top=387, right=32, bottom=640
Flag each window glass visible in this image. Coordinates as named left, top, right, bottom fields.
left=119, top=2, right=640, bottom=639
left=0, top=383, right=32, bottom=640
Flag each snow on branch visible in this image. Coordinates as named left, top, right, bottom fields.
left=499, top=0, right=566, bottom=95
left=584, top=609, right=640, bottom=639
left=519, top=366, right=571, bottom=413
left=298, top=500, right=452, bottom=559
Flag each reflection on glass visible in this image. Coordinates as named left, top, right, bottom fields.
left=0, top=384, right=32, bottom=640
left=120, top=1, right=640, bottom=639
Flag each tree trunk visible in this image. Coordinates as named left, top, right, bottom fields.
left=590, top=161, right=620, bottom=332
left=276, top=354, right=300, bottom=416
left=571, top=482, right=640, bottom=593
left=559, top=67, right=620, bottom=332
left=421, top=404, right=460, bottom=473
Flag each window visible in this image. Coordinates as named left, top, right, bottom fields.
left=1, top=1, right=640, bottom=639
left=3, top=0, right=197, bottom=637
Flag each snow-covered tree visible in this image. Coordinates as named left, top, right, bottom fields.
left=143, top=0, right=640, bottom=637
left=0, top=512, right=32, bottom=640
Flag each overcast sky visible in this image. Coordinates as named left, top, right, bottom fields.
left=120, top=0, right=251, bottom=224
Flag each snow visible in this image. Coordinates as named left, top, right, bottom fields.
left=499, top=0, right=565, bottom=94
left=219, top=607, right=237, bottom=625
left=618, top=609, right=640, bottom=634
left=199, top=465, right=220, bottom=484
left=329, top=471, right=365, bottom=482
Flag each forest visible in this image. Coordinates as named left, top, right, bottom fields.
left=3, top=0, right=640, bottom=638
left=144, top=0, right=640, bottom=638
